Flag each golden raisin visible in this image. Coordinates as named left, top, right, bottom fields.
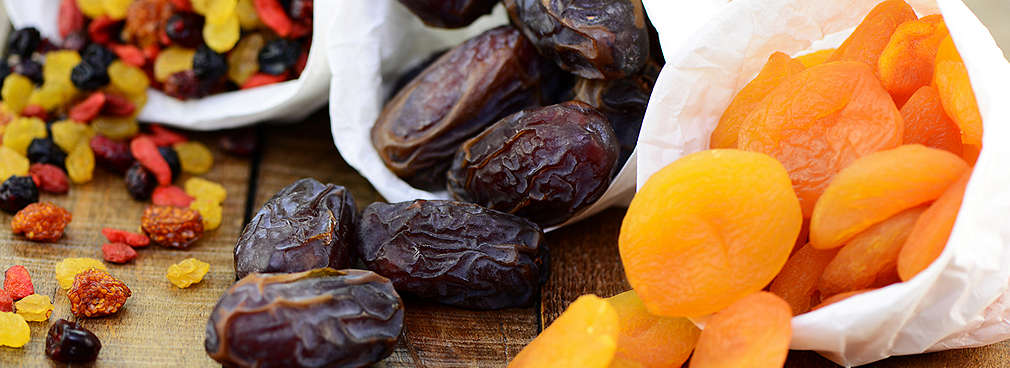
left=0, top=312, right=30, bottom=347
left=14, top=294, right=53, bottom=322
left=54, top=258, right=107, bottom=290
left=166, top=258, right=210, bottom=288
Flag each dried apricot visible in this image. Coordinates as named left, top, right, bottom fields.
left=828, top=0, right=917, bottom=66
left=901, top=86, right=963, bottom=156
left=878, top=15, right=948, bottom=106
left=810, top=145, right=968, bottom=249
left=710, top=52, right=804, bottom=149
left=0, top=312, right=30, bottom=348
left=768, top=243, right=837, bottom=315
left=607, top=291, right=699, bottom=368
left=508, top=295, right=618, bottom=368
left=54, top=258, right=107, bottom=290
left=796, top=49, right=835, bottom=68
left=689, top=292, right=791, bottom=368
left=67, top=268, right=131, bottom=317
left=897, top=171, right=971, bottom=281
left=737, top=61, right=903, bottom=216
left=619, top=150, right=801, bottom=317
left=11, top=202, right=73, bottom=242
left=15, top=294, right=53, bottom=322
left=934, top=35, right=983, bottom=145
left=165, top=258, right=210, bottom=288
left=962, top=144, right=981, bottom=166
left=812, top=289, right=873, bottom=311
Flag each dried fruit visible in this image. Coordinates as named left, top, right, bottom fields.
left=141, top=205, right=204, bottom=249
left=46, top=319, right=102, bottom=363
left=619, top=149, right=801, bottom=317
left=159, top=146, right=182, bottom=179
left=203, top=13, right=241, bottom=53
left=152, top=185, right=195, bottom=207
left=147, top=125, right=189, bottom=146
left=93, top=116, right=140, bottom=140
left=102, top=242, right=138, bottom=264
left=240, top=72, right=286, bottom=89
left=0, top=312, right=30, bottom=348
left=573, top=60, right=659, bottom=166
left=4, top=117, right=48, bottom=156
left=0, top=291, right=11, bottom=312
left=70, top=61, right=111, bottom=91
left=14, top=294, right=53, bottom=321
left=828, top=0, right=917, bottom=66
left=90, top=135, right=134, bottom=173
left=131, top=136, right=172, bottom=185
left=14, top=60, right=44, bottom=85
left=11, top=202, right=73, bottom=242
left=125, top=162, right=157, bottom=200
left=44, top=50, right=84, bottom=87
left=252, top=0, right=293, bottom=37
left=108, top=60, right=150, bottom=96
left=8, top=28, right=41, bottom=57
left=61, top=0, right=87, bottom=37
left=358, top=199, right=546, bottom=309
left=812, top=289, right=873, bottom=311
left=3, top=266, right=34, bottom=301
left=508, top=295, right=618, bottom=368
left=235, top=179, right=357, bottom=279
left=183, top=177, right=225, bottom=202
left=878, top=15, right=948, bottom=105
left=82, top=44, right=118, bottom=69
left=27, top=138, right=68, bottom=168
left=607, top=290, right=700, bottom=368
left=768, top=243, right=838, bottom=315
left=0, top=176, right=39, bottom=214
left=54, top=257, right=107, bottom=289
left=66, top=141, right=96, bottom=184
left=189, top=198, right=222, bottom=230
left=193, top=45, right=228, bottom=80
left=163, top=70, right=205, bottom=99
left=227, top=33, right=265, bottom=85
left=67, top=268, right=131, bottom=317
left=165, top=258, right=209, bottom=288
left=934, top=35, right=983, bottom=146
left=897, top=171, right=971, bottom=281
left=123, top=0, right=174, bottom=46
left=710, top=52, right=805, bottom=149
left=0, top=147, right=30, bottom=184
left=397, top=0, right=497, bottom=28
left=901, top=85, right=964, bottom=156
left=205, top=269, right=404, bottom=368
left=110, top=44, right=146, bottom=66
left=688, top=292, right=792, bottom=368
left=154, top=47, right=196, bottom=82
left=29, top=164, right=69, bottom=194
left=102, top=93, right=137, bottom=116
left=174, top=142, right=213, bottom=174
left=69, top=92, right=107, bottom=123
left=52, top=121, right=94, bottom=153
left=235, top=0, right=263, bottom=30
left=797, top=49, right=836, bottom=68
left=257, top=39, right=298, bottom=75
left=1, top=74, right=33, bottom=114
left=101, top=228, right=150, bottom=247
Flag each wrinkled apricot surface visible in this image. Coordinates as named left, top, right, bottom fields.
left=962, top=144, right=981, bottom=166
left=710, top=52, right=805, bottom=149
left=607, top=291, right=700, bottom=368
left=901, top=85, right=964, bottom=156
left=797, top=49, right=835, bottom=68
left=508, top=295, right=619, bottom=368
left=769, top=243, right=838, bottom=315
left=829, top=0, right=917, bottom=66
left=689, top=292, right=792, bottom=368
left=934, top=35, right=983, bottom=145
left=878, top=15, right=948, bottom=106
left=810, top=144, right=968, bottom=249
left=897, top=171, right=971, bottom=281
left=738, top=61, right=903, bottom=216
left=812, top=289, right=874, bottom=311
left=819, top=205, right=925, bottom=297
left=620, top=150, right=801, bottom=317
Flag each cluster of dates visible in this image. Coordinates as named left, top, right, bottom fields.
left=374, top=0, right=663, bottom=228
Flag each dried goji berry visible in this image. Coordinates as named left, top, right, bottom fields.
left=67, top=269, right=131, bottom=318
left=253, top=0, right=293, bottom=37
left=11, top=202, right=72, bottom=242
left=110, top=44, right=146, bottom=67
left=152, top=185, right=195, bottom=207
left=59, top=0, right=86, bottom=38
left=241, top=72, right=287, bottom=89
left=141, top=205, right=203, bottom=249
left=170, top=0, right=193, bottom=11
left=29, top=164, right=69, bottom=194
left=147, top=124, right=188, bottom=146
left=130, top=136, right=172, bottom=185
left=0, top=290, right=11, bottom=312
left=101, top=228, right=150, bottom=248
left=69, top=92, right=106, bottom=123
left=87, top=16, right=122, bottom=46
left=102, top=243, right=137, bottom=264
left=20, top=105, right=47, bottom=120
left=3, top=266, right=34, bottom=300
left=101, top=93, right=136, bottom=116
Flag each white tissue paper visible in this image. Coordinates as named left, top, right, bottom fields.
left=638, top=0, right=1010, bottom=365
left=4, top=0, right=333, bottom=130
left=327, top=0, right=727, bottom=228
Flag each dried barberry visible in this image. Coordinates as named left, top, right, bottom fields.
left=0, top=176, right=39, bottom=214
left=27, top=138, right=67, bottom=168
left=46, top=319, right=101, bottom=363
left=141, top=205, right=203, bottom=249
left=125, top=162, right=157, bottom=200
left=258, top=39, right=299, bottom=76
left=91, top=135, right=135, bottom=173
left=101, top=228, right=151, bottom=247
left=11, top=202, right=73, bottom=242
left=67, top=269, right=131, bottom=318
left=3, top=266, right=34, bottom=300
left=164, top=12, right=205, bottom=48
left=29, top=164, right=70, bottom=194
left=8, top=28, right=41, bottom=57
left=102, top=243, right=137, bottom=264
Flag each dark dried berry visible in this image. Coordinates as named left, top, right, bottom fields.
left=163, top=70, right=204, bottom=100
left=218, top=128, right=258, bottom=156
left=125, top=162, right=157, bottom=200
left=164, top=12, right=204, bottom=48
left=70, top=61, right=111, bottom=91
left=397, top=0, right=498, bottom=28
left=234, top=178, right=358, bottom=279
left=14, top=60, right=44, bottom=85
left=82, top=44, right=117, bottom=69
left=257, top=39, right=299, bottom=76
left=358, top=200, right=547, bottom=309
left=61, top=32, right=88, bottom=52
left=192, top=45, right=227, bottom=80
left=91, top=135, right=135, bottom=173
left=0, top=176, right=39, bottom=214
left=158, top=145, right=181, bottom=181
left=46, top=319, right=101, bottom=363
left=0, top=63, right=11, bottom=89
left=9, top=28, right=41, bottom=57
left=206, top=269, right=404, bottom=368
left=27, top=138, right=68, bottom=169
left=287, top=0, right=312, bottom=21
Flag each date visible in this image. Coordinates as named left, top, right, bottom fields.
left=447, top=101, right=619, bottom=227
left=397, top=0, right=500, bottom=28
left=372, top=26, right=545, bottom=190
left=357, top=200, right=547, bottom=309
left=233, top=178, right=358, bottom=280
left=205, top=269, right=403, bottom=368
left=573, top=60, right=660, bottom=167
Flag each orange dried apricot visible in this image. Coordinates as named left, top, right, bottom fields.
left=796, top=49, right=835, bottom=68
left=962, top=144, right=981, bottom=166
left=934, top=35, right=983, bottom=146
left=620, top=149, right=801, bottom=317
left=818, top=205, right=925, bottom=297
left=769, top=243, right=838, bottom=315
left=738, top=61, right=903, bottom=216
left=901, top=85, right=963, bottom=156
left=689, top=292, right=792, bottom=368
left=828, top=0, right=917, bottom=66
left=811, top=289, right=873, bottom=311
left=810, top=144, right=967, bottom=249
left=897, top=171, right=970, bottom=281
left=878, top=15, right=948, bottom=106
left=607, top=290, right=700, bottom=368
left=508, top=295, right=618, bottom=368
left=710, top=52, right=804, bottom=149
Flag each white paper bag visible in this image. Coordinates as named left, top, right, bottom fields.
left=326, top=0, right=727, bottom=228
left=4, top=0, right=333, bottom=130
left=638, top=0, right=1010, bottom=365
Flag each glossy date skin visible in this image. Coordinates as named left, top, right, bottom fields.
left=397, top=0, right=500, bottom=28
left=372, top=26, right=545, bottom=190
left=233, top=178, right=358, bottom=280
left=504, top=0, right=650, bottom=80
left=447, top=101, right=619, bottom=227
left=573, top=60, right=660, bottom=167
left=357, top=200, right=547, bottom=310
left=205, top=269, right=404, bottom=368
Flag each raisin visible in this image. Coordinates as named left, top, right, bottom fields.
left=574, top=60, right=660, bottom=167
left=193, top=45, right=228, bottom=80
left=67, top=269, right=131, bottom=318
left=159, top=145, right=182, bottom=180
left=14, top=60, right=44, bottom=85
left=11, top=202, right=73, bottom=242
left=205, top=269, right=404, bottom=368
left=52, top=121, right=93, bottom=153
left=358, top=200, right=547, bottom=309
left=0, top=291, right=11, bottom=312
left=66, top=142, right=96, bottom=184
left=235, top=178, right=357, bottom=279
left=14, top=294, right=53, bottom=321
left=152, top=185, right=195, bottom=207
left=154, top=47, right=196, bottom=82
left=2, top=74, right=33, bottom=114
left=70, top=61, right=111, bottom=91
left=4, top=117, right=48, bottom=156
left=3, top=266, right=34, bottom=300
left=190, top=198, right=222, bottom=230
left=107, top=60, right=150, bottom=96
left=102, top=242, right=137, bottom=263
left=235, top=0, right=263, bottom=30
left=257, top=39, right=298, bottom=76
left=54, top=258, right=106, bottom=289
left=45, top=319, right=101, bottom=363
left=29, top=164, right=70, bottom=194
left=141, top=205, right=203, bottom=249
left=448, top=101, right=620, bottom=227
left=101, top=228, right=151, bottom=247
left=0, top=312, right=30, bottom=348
left=82, top=44, right=117, bottom=69
left=0, top=176, right=39, bottom=214
left=165, top=12, right=205, bottom=48
left=131, top=136, right=172, bottom=185
left=92, top=116, right=140, bottom=140
left=163, top=70, right=205, bottom=100
left=174, top=142, right=213, bottom=174
left=9, top=28, right=42, bottom=57
left=90, top=135, right=134, bottom=173
left=227, top=33, right=264, bottom=85
left=165, top=258, right=209, bottom=288
left=125, top=162, right=157, bottom=200
left=184, top=177, right=226, bottom=202
left=203, top=13, right=241, bottom=53
left=27, top=138, right=68, bottom=168
left=397, top=0, right=497, bottom=28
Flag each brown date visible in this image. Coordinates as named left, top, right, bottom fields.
left=397, top=0, right=500, bottom=28
left=233, top=178, right=358, bottom=280
left=573, top=60, right=660, bottom=167
left=205, top=269, right=404, bottom=368
left=503, top=0, right=650, bottom=80
left=447, top=101, right=619, bottom=227
left=357, top=200, right=547, bottom=310
left=372, top=26, right=545, bottom=190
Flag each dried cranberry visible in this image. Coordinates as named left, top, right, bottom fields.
left=164, top=12, right=204, bottom=48
left=27, top=138, right=68, bottom=169
left=0, top=176, right=39, bottom=214
left=91, top=135, right=135, bottom=173
left=125, top=162, right=157, bottom=200
left=257, top=39, right=299, bottom=75
left=46, top=319, right=101, bottom=363
left=163, top=70, right=204, bottom=100
left=9, top=28, right=41, bottom=57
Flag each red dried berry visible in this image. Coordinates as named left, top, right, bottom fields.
left=88, top=16, right=122, bottom=46
left=3, top=265, right=34, bottom=300
left=69, top=92, right=107, bottom=123
left=163, top=70, right=205, bottom=100
left=67, top=269, right=131, bottom=318
left=110, top=44, right=146, bottom=67
left=59, top=0, right=86, bottom=38
left=11, top=202, right=72, bottom=242
left=21, top=105, right=48, bottom=120
left=102, top=243, right=137, bottom=264
left=294, top=47, right=309, bottom=76
left=101, top=228, right=150, bottom=248
left=130, top=136, right=172, bottom=185
left=0, top=290, right=12, bottom=312
left=143, top=44, right=161, bottom=62
left=170, top=0, right=193, bottom=11
left=219, top=128, right=258, bottom=156
left=152, top=185, right=194, bottom=207
left=102, top=93, right=136, bottom=116
left=29, top=164, right=70, bottom=194
left=91, top=135, right=135, bottom=173
left=141, top=205, right=203, bottom=249
left=254, top=0, right=293, bottom=37
left=241, top=72, right=288, bottom=89
left=147, top=124, right=188, bottom=146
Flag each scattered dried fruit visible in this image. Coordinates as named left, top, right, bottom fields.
left=607, top=290, right=700, bottom=368
left=152, top=185, right=195, bottom=207
left=141, top=205, right=204, bottom=249
left=508, top=294, right=618, bottom=368
left=14, top=294, right=53, bottom=321
left=0, top=176, right=38, bottom=214
left=29, top=164, right=70, bottom=194
left=0, top=312, right=30, bottom=348
left=101, top=228, right=151, bottom=247
left=165, top=258, right=209, bottom=288
left=11, top=202, right=72, bottom=242
left=102, top=242, right=138, bottom=264
left=3, top=266, right=34, bottom=300
left=54, top=257, right=107, bottom=289
left=46, top=319, right=102, bottom=363
left=67, top=268, right=131, bottom=317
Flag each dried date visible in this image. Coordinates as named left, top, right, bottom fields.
left=397, top=0, right=499, bottom=28
left=205, top=269, right=403, bottom=368
left=234, top=178, right=358, bottom=280
left=357, top=200, right=547, bottom=309
left=447, top=101, right=619, bottom=227
left=573, top=60, right=660, bottom=167
left=504, top=0, right=650, bottom=80
left=372, top=26, right=545, bottom=190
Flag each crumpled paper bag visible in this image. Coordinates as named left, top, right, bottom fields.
left=326, top=0, right=724, bottom=228
left=4, top=0, right=333, bottom=130
left=638, top=0, right=1010, bottom=365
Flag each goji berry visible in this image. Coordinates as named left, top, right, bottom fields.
left=147, top=124, right=188, bottom=146
left=101, top=228, right=150, bottom=248
left=20, top=105, right=47, bottom=120
left=3, top=266, right=33, bottom=300
left=241, top=72, right=287, bottom=89
left=29, top=164, right=69, bottom=194
left=101, top=93, right=136, bottom=116
left=130, top=136, right=172, bottom=185
left=170, top=0, right=193, bottom=11
left=0, top=290, right=11, bottom=312
left=59, top=0, right=86, bottom=38
left=11, top=202, right=73, bottom=242
left=87, top=16, right=122, bottom=46
left=143, top=44, right=161, bottom=62
left=253, top=0, right=293, bottom=37
left=110, top=44, right=146, bottom=67
left=152, top=185, right=194, bottom=207
left=102, top=243, right=137, bottom=264
left=67, top=269, right=131, bottom=318
left=68, top=92, right=106, bottom=123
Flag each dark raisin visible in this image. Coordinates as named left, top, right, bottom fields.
left=164, top=12, right=205, bottom=48
left=257, top=39, right=299, bottom=76
left=573, top=60, right=660, bottom=167
left=158, top=145, right=181, bottom=180
left=205, top=269, right=404, bottom=368
left=14, top=60, right=44, bottom=85
left=234, top=178, right=358, bottom=279
left=218, top=128, right=258, bottom=156
left=397, top=0, right=498, bottom=28
left=45, top=319, right=102, bottom=363
left=90, top=135, right=135, bottom=174
left=192, top=45, right=227, bottom=80
left=82, top=44, right=117, bottom=69
left=70, top=61, right=110, bottom=91
left=9, top=28, right=41, bottom=57
left=287, top=0, right=313, bottom=21
left=125, top=162, right=156, bottom=200
left=27, top=138, right=68, bottom=169
left=162, top=70, right=204, bottom=100
left=0, top=176, right=39, bottom=214
left=61, top=32, right=88, bottom=52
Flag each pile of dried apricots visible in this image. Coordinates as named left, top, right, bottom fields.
left=508, top=1, right=982, bottom=367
